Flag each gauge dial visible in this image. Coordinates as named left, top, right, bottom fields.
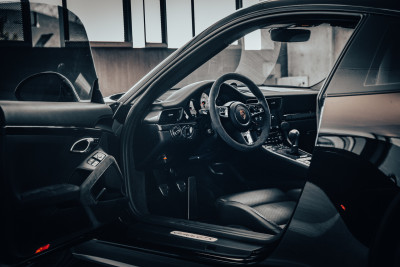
left=200, top=93, right=209, bottom=109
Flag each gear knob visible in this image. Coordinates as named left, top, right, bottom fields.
left=288, top=129, right=300, bottom=154
left=288, top=129, right=300, bottom=145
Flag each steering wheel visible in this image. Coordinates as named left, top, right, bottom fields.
left=209, top=73, right=271, bottom=151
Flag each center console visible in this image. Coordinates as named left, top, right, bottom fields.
left=263, top=126, right=312, bottom=167
left=261, top=98, right=312, bottom=167
left=263, top=142, right=312, bottom=167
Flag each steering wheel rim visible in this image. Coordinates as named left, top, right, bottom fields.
left=209, top=72, right=271, bottom=152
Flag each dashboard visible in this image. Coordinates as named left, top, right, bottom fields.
left=134, top=80, right=318, bottom=169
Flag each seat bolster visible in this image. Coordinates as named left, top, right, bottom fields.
left=219, top=188, right=287, bottom=207
left=216, top=200, right=282, bottom=235
left=253, top=201, right=296, bottom=226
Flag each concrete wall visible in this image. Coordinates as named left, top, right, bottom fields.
left=287, top=25, right=353, bottom=87
left=91, top=47, right=175, bottom=96
left=92, top=47, right=242, bottom=96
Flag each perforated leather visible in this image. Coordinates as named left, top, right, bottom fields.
left=216, top=188, right=301, bottom=234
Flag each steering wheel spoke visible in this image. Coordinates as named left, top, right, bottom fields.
left=247, top=103, right=266, bottom=128
left=241, top=130, right=255, bottom=145
left=217, top=106, right=229, bottom=118
left=247, top=103, right=265, bottom=117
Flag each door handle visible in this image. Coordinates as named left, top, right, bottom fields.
left=70, top=137, right=99, bottom=153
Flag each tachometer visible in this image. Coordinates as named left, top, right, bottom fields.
left=200, top=93, right=209, bottom=109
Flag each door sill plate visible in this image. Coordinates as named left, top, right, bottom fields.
left=170, top=231, right=217, bottom=242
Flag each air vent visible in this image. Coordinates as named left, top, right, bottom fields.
left=159, top=108, right=183, bottom=124
left=246, top=98, right=258, bottom=104
left=267, top=98, right=282, bottom=109
left=246, top=97, right=282, bottom=109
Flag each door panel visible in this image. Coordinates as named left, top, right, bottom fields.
left=0, top=101, right=112, bottom=127
left=311, top=14, right=400, bottom=248
left=310, top=93, right=400, bottom=245
left=0, top=101, right=126, bottom=264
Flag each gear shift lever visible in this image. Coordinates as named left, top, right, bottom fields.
left=280, top=121, right=300, bottom=154
left=280, top=121, right=290, bottom=146
left=288, top=129, right=300, bottom=154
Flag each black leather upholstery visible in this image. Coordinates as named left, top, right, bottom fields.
left=216, top=188, right=301, bottom=234
left=0, top=101, right=112, bottom=127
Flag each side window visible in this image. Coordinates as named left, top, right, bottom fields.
left=0, top=2, right=96, bottom=102
left=365, top=24, right=400, bottom=86
left=327, top=15, right=400, bottom=95
left=0, top=2, right=24, bottom=42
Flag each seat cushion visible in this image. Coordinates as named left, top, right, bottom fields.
left=216, top=188, right=301, bottom=234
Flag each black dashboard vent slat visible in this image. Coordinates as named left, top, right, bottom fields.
left=246, top=98, right=258, bottom=104
left=159, top=108, right=183, bottom=124
left=246, top=97, right=282, bottom=110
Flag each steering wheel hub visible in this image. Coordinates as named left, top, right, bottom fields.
left=230, top=102, right=251, bottom=131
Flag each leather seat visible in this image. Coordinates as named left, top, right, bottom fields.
left=216, top=188, right=301, bottom=234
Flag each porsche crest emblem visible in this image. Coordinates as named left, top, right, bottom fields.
left=239, top=109, right=246, bottom=120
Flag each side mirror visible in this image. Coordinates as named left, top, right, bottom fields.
left=270, top=28, right=311, bottom=42
left=15, top=72, right=79, bottom=102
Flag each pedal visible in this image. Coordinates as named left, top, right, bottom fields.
left=158, top=184, right=169, bottom=197
left=176, top=180, right=187, bottom=193
left=208, top=162, right=225, bottom=176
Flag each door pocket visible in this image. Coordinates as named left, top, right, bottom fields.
left=79, top=155, right=127, bottom=226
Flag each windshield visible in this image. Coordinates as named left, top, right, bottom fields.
left=0, top=2, right=96, bottom=101
left=174, top=21, right=355, bottom=90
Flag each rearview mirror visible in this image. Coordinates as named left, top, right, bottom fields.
left=15, top=72, right=79, bottom=102
left=270, top=28, right=311, bottom=42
